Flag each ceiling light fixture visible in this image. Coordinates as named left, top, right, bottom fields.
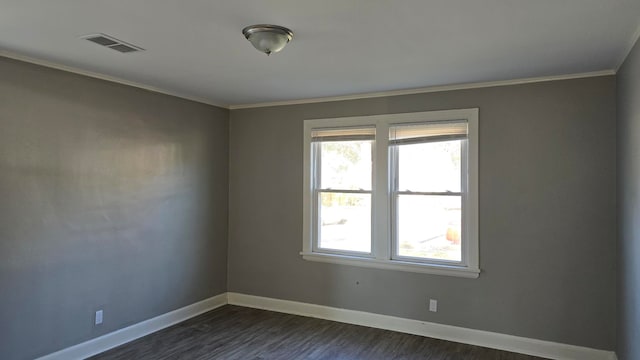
left=242, top=24, right=293, bottom=56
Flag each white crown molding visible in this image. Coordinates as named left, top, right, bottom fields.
left=227, top=292, right=617, bottom=360
left=617, top=19, right=640, bottom=71
left=229, top=70, right=616, bottom=109
left=2, top=50, right=616, bottom=112
left=0, top=50, right=229, bottom=109
left=35, top=293, right=227, bottom=360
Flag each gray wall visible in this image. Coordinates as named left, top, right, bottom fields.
left=617, top=37, right=640, bottom=360
left=0, top=57, right=229, bottom=360
left=0, top=53, right=619, bottom=358
left=228, top=76, right=617, bottom=350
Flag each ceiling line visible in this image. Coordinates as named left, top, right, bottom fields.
left=1, top=49, right=616, bottom=111
left=229, top=69, right=616, bottom=110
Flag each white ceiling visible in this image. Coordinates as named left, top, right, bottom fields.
left=1, top=0, right=639, bottom=107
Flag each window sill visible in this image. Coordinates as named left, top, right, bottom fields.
left=300, top=252, right=480, bottom=278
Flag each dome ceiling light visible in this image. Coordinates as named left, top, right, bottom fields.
left=242, top=24, right=293, bottom=56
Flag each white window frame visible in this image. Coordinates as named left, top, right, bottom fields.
left=301, top=109, right=479, bottom=278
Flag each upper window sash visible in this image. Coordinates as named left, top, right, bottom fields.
left=312, top=129, right=374, bottom=192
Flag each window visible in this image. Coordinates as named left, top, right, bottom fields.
left=302, top=109, right=479, bottom=278
left=311, top=127, right=375, bottom=254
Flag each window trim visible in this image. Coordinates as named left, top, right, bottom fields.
left=301, top=109, right=479, bottom=278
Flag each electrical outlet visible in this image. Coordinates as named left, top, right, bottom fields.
left=429, top=299, right=438, bottom=312
left=95, top=309, right=103, bottom=325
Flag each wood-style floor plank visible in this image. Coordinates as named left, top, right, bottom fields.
left=89, top=305, right=547, bottom=360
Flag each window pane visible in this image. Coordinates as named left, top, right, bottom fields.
left=318, top=192, right=371, bottom=253
left=396, top=195, right=461, bottom=262
left=320, top=141, right=372, bottom=190
left=398, top=140, right=461, bottom=192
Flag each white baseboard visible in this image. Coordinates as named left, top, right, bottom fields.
left=36, top=293, right=228, bottom=360
left=227, top=292, right=617, bottom=360
left=36, top=292, right=617, bottom=360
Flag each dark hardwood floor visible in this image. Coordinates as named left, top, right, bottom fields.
left=89, top=305, right=547, bottom=360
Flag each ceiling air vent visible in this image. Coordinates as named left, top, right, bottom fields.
left=82, top=33, right=144, bottom=53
